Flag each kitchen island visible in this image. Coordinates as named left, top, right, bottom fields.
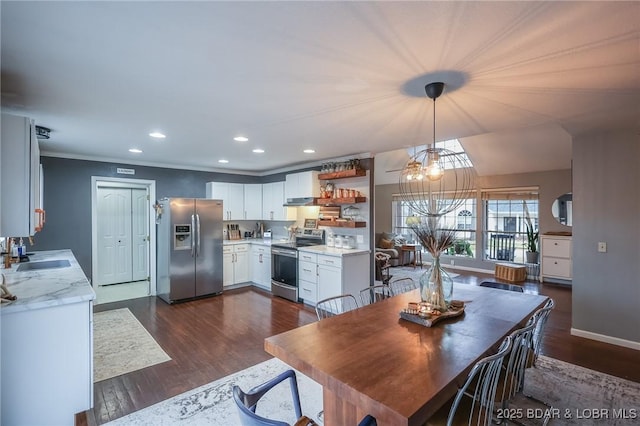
left=1, top=249, right=95, bottom=426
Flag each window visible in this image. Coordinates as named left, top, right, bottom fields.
left=392, top=196, right=477, bottom=257
left=482, top=188, right=539, bottom=263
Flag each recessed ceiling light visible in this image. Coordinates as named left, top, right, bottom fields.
left=252, top=148, right=265, bottom=154
left=218, top=159, right=229, bottom=164
left=234, top=136, right=249, bottom=142
left=303, top=149, right=315, bottom=154
left=149, top=132, right=166, bottom=139
left=129, top=148, right=143, bottom=153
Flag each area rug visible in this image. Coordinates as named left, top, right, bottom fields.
left=520, top=356, right=640, bottom=425
left=94, top=308, right=171, bottom=382
left=103, top=357, right=323, bottom=425
left=103, top=355, right=638, bottom=425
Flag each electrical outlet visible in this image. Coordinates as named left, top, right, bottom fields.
left=597, top=242, right=607, bottom=253
left=356, top=235, right=364, bottom=244
left=450, top=260, right=455, bottom=265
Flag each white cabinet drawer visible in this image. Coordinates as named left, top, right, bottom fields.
left=234, top=244, right=249, bottom=253
left=299, top=279, right=317, bottom=304
left=542, top=257, right=572, bottom=278
left=298, top=261, right=317, bottom=283
left=298, top=252, right=317, bottom=263
left=223, top=246, right=233, bottom=254
left=317, top=254, right=342, bottom=268
left=542, top=238, right=571, bottom=258
left=252, top=245, right=268, bottom=254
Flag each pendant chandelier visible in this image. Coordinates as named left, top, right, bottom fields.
left=398, top=82, right=474, bottom=217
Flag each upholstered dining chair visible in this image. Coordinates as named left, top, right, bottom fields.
left=359, top=284, right=392, bottom=306
left=315, top=294, right=359, bottom=320
left=426, top=335, right=513, bottom=426
left=388, top=277, right=418, bottom=296
left=232, top=369, right=378, bottom=426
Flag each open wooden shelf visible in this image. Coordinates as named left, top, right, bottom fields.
left=316, top=196, right=366, bottom=205
left=318, top=169, right=367, bottom=180
left=317, top=220, right=367, bottom=228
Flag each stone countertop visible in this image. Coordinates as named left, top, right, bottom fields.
left=1, top=249, right=95, bottom=315
left=297, top=245, right=370, bottom=257
left=223, top=238, right=289, bottom=246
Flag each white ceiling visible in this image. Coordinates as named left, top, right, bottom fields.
left=2, top=1, right=638, bottom=176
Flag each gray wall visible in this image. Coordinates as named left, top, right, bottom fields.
left=572, top=132, right=640, bottom=344
left=34, top=157, right=264, bottom=277
left=374, top=169, right=572, bottom=271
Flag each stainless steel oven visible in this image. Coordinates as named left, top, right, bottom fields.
left=271, top=228, right=324, bottom=302
left=271, top=245, right=298, bottom=302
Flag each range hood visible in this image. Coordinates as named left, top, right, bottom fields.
left=283, top=197, right=317, bottom=207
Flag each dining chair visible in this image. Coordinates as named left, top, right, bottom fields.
left=359, top=284, right=392, bottom=305
left=425, top=335, right=512, bottom=426
left=388, top=277, right=418, bottom=296
left=233, top=369, right=378, bottom=426
left=479, top=281, right=524, bottom=293
left=527, top=298, right=555, bottom=368
left=315, top=294, right=359, bottom=320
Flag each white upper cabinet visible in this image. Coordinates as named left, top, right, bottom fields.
left=206, top=182, right=244, bottom=220
left=262, top=181, right=296, bottom=221
left=1, top=113, right=43, bottom=237
left=243, top=184, right=263, bottom=220
left=285, top=171, right=320, bottom=199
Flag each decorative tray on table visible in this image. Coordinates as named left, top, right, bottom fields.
left=399, top=300, right=465, bottom=327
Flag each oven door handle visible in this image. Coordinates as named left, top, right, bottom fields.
left=271, top=248, right=298, bottom=258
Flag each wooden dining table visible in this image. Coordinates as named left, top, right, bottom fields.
left=265, top=283, right=549, bottom=426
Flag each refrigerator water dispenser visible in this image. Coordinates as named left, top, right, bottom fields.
left=174, top=224, right=192, bottom=250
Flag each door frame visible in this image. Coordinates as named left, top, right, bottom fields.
left=91, top=176, right=157, bottom=295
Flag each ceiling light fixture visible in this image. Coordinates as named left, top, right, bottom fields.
left=234, top=136, right=249, bottom=142
left=398, top=81, right=474, bottom=217
left=129, top=148, right=143, bottom=153
left=303, top=149, right=315, bottom=154
left=149, top=132, right=166, bottom=139
left=218, top=159, right=229, bottom=164
left=252, top=148, right=265, bottom=153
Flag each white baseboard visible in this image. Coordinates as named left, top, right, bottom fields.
left=571, top=328, right=640, bottom=351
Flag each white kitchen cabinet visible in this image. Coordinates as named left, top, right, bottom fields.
left=206, top=182, right=244, bottom=220
left=285, top=170, right=320, bottom=200
left=1, top=300, right=93, bottom=426
left=244, top=184, right=263, bottom=220
left=540, top=235, right=572, bottom=282
left=298, top=252, right=318, bottom=305
left=1, top=113, right=44, bottom=237
left=262, top=181, right=296, bottom=221
left=298, top=250, right=369, bottom=306
left=250, top=244, right=271, bottom=290
left=223, top=243, right=250, bottom=286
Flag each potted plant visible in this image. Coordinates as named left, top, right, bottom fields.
left=523, top=202, right=539, bottom=264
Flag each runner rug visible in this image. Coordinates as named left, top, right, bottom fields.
left=103, top=355, right=639, bottom=425
left=94, top=307, right=171, bottom=382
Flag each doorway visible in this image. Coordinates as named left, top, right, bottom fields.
left=91, top=177, right=156, bottom=305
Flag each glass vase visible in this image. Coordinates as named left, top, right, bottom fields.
left=419, top=255, right=453, bottom=312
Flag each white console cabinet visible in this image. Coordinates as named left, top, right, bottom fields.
left=540, top=235, right=572, bottom=282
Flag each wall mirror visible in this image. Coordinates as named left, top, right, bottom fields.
left=551, top=192, right=572, bottom=226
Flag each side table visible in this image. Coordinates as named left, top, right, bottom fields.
left=400, top=244, right=422, bottom=269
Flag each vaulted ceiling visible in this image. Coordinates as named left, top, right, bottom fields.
left=2, top=1, right=638, bottom=176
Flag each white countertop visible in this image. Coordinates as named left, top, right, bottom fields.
left=223, top=238, right=288, bottom=246
left=1, top=249, right=95, bottom=315
left=298, top=245, right=370, bottom=257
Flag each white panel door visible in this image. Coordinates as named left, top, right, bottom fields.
left=131, top=188, right=149, bottom=282
left=96, top=187, right=132, bottom=285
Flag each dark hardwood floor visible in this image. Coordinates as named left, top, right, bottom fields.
left=89, top=271, right=639, bottom=424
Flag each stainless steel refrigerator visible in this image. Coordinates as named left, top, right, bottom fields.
left=157, top=197, right=223, bottom=303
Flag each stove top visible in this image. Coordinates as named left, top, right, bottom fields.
left=271, top=228, right=325, bottom=250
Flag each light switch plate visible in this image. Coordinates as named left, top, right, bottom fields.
left=597, top=242, right=607, bottom=253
